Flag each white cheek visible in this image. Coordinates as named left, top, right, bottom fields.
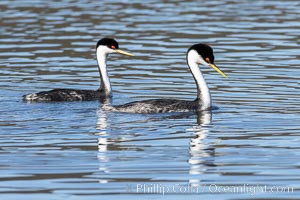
left=188, top=50, right=209, bottom=66
left=97, top=45, right=115, bottom=54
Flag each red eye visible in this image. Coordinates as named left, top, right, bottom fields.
left=205, top=57, right=210, bottom=63
left=111, top=45, right=116, bottom=49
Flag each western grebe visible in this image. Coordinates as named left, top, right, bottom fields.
left=23, top=38, right=133, bottom=101
left=105, top=43, right=227, bottom=113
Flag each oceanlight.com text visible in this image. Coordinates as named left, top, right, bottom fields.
left=126, top=183, right=294, bottom=195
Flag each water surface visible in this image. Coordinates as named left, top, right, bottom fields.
left=1, top=0, right=300, bottom=199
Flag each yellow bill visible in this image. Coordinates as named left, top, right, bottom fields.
left=209, top=63, right=228, bottom=78
left=114, top=49, right=134, bottom=56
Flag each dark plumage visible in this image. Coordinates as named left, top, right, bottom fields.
left=108, top=99, right=200, bottom=113
left=23, top=89, right=105, bottom=101
left=96, top=38, right=119, bottom=49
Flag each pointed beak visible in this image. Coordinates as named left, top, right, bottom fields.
left=209, top=63, right=228, bottom=78
left=114, top=49, right=134, bottom=56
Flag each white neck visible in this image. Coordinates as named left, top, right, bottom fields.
left=187, top=50, right=211, bottom=110
left=96, top=46, right=112, bottom=97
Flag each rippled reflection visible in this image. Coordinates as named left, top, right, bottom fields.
left=96, top=107, right=110, bottom=184
left=187, top=111, right=215, bottom=186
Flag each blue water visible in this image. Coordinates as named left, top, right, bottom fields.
left=1, top=0, right=300, bottom=199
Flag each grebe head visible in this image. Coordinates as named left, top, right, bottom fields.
left=96, top=38, right=134, bottom=56
left=187, top=43, right=227, bottom=78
